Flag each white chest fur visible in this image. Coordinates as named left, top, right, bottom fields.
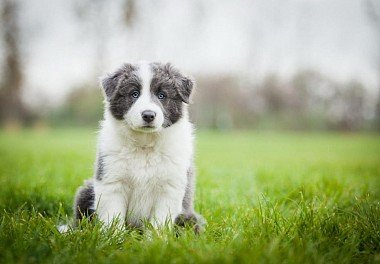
left=93, top=112, right=194, bottom=227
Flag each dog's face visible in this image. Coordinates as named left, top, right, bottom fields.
left=102, top=62, right=194, bottom=132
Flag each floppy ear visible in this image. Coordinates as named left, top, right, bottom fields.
left=101, top=71, right=122, bottom=101
left=177, top=77, right=194, bottom=104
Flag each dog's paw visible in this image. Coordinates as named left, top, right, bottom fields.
left=175, top=212, right=206, bottom=235
left=57, top=224, right=70, bottom=233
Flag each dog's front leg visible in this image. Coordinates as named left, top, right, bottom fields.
left=151, top=193, right=183, bottom=228
left=95, top=181, right=127, bottom=228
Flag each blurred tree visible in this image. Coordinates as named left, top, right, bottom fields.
left=290, top=71, right=321, bottom=130
left=48, top=84, right=103, bottom=127
left=259, top=75, right=284, bottom=114
left=192, top=75, right=252, bottom=130
left=0, top=0, right=27, bottom=127
left=364, top=0, right=380, bottom=129
left=340, top=81, right=366, bottom=130
left=122, top=0, right=137, bottom=27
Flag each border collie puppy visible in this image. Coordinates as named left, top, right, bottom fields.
left=71, top=62, right=204, bottom=233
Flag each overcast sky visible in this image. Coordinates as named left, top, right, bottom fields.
left=1, top=0, right=378, bottom=106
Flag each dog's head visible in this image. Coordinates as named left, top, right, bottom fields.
left=101, top=62, right=194, bottom=132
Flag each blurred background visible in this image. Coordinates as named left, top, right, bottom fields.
left=0, top=0, right=380, bottom=131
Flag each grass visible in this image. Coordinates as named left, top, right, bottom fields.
left=0, top=128, right=379, bottom=263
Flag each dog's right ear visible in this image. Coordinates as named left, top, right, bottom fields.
left=101, top=70, right=123, bottom=101
left=101, top=64, right=135, bottom=100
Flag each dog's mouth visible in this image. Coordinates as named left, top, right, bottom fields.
left=132, top=125, right=160, bottom=133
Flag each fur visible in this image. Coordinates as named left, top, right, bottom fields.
left=70, top=62, right=204, bottom=233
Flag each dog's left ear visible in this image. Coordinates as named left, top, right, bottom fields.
left=177, top=77, right=194, bottom=104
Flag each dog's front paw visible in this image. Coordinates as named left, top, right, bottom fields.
left=175, top=212, right=206, bottom=235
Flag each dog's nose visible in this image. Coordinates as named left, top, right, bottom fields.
left=142, top=110, right=156, bottom=123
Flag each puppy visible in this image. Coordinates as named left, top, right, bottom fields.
left=71, top=62, right=204, bottom=233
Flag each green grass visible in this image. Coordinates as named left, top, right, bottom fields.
left=0, top=129, right=379, bottom=263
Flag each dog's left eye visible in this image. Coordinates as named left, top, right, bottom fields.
left=131, top=91, right=140, bottom=99
left=157, top=92, right=166, bottom=100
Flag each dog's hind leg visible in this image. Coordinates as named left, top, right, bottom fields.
left=57, top=180, right=95, bottom=233
left=175, top=165, right=206, bottom=234
left=74, top=179, right=95, bottom=221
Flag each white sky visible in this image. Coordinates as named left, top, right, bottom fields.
left=1, top=0, right=378, bottom=106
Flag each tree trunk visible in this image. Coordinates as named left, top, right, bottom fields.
left=0, top=0, right=25, bottom=127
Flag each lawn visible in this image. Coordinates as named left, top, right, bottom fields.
left=0, top=129, right=379, bottom=263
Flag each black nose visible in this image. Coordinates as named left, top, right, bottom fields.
left=142, top=110, right=156, bottom=123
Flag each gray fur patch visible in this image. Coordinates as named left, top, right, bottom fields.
left=74, top=180, right=95, bottom=220
left=102, top=63, right=142, bottom=120
left=95, top=154, right=105, bottom=181
left=182, top=165, right=195, bottom=212
left=150, top=62, right=194, bottom=127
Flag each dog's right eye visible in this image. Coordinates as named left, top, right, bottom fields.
left=131, top=91, right=140, bottom=99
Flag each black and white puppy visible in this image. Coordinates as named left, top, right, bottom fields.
left=65, top=62, right=204, bottom=233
